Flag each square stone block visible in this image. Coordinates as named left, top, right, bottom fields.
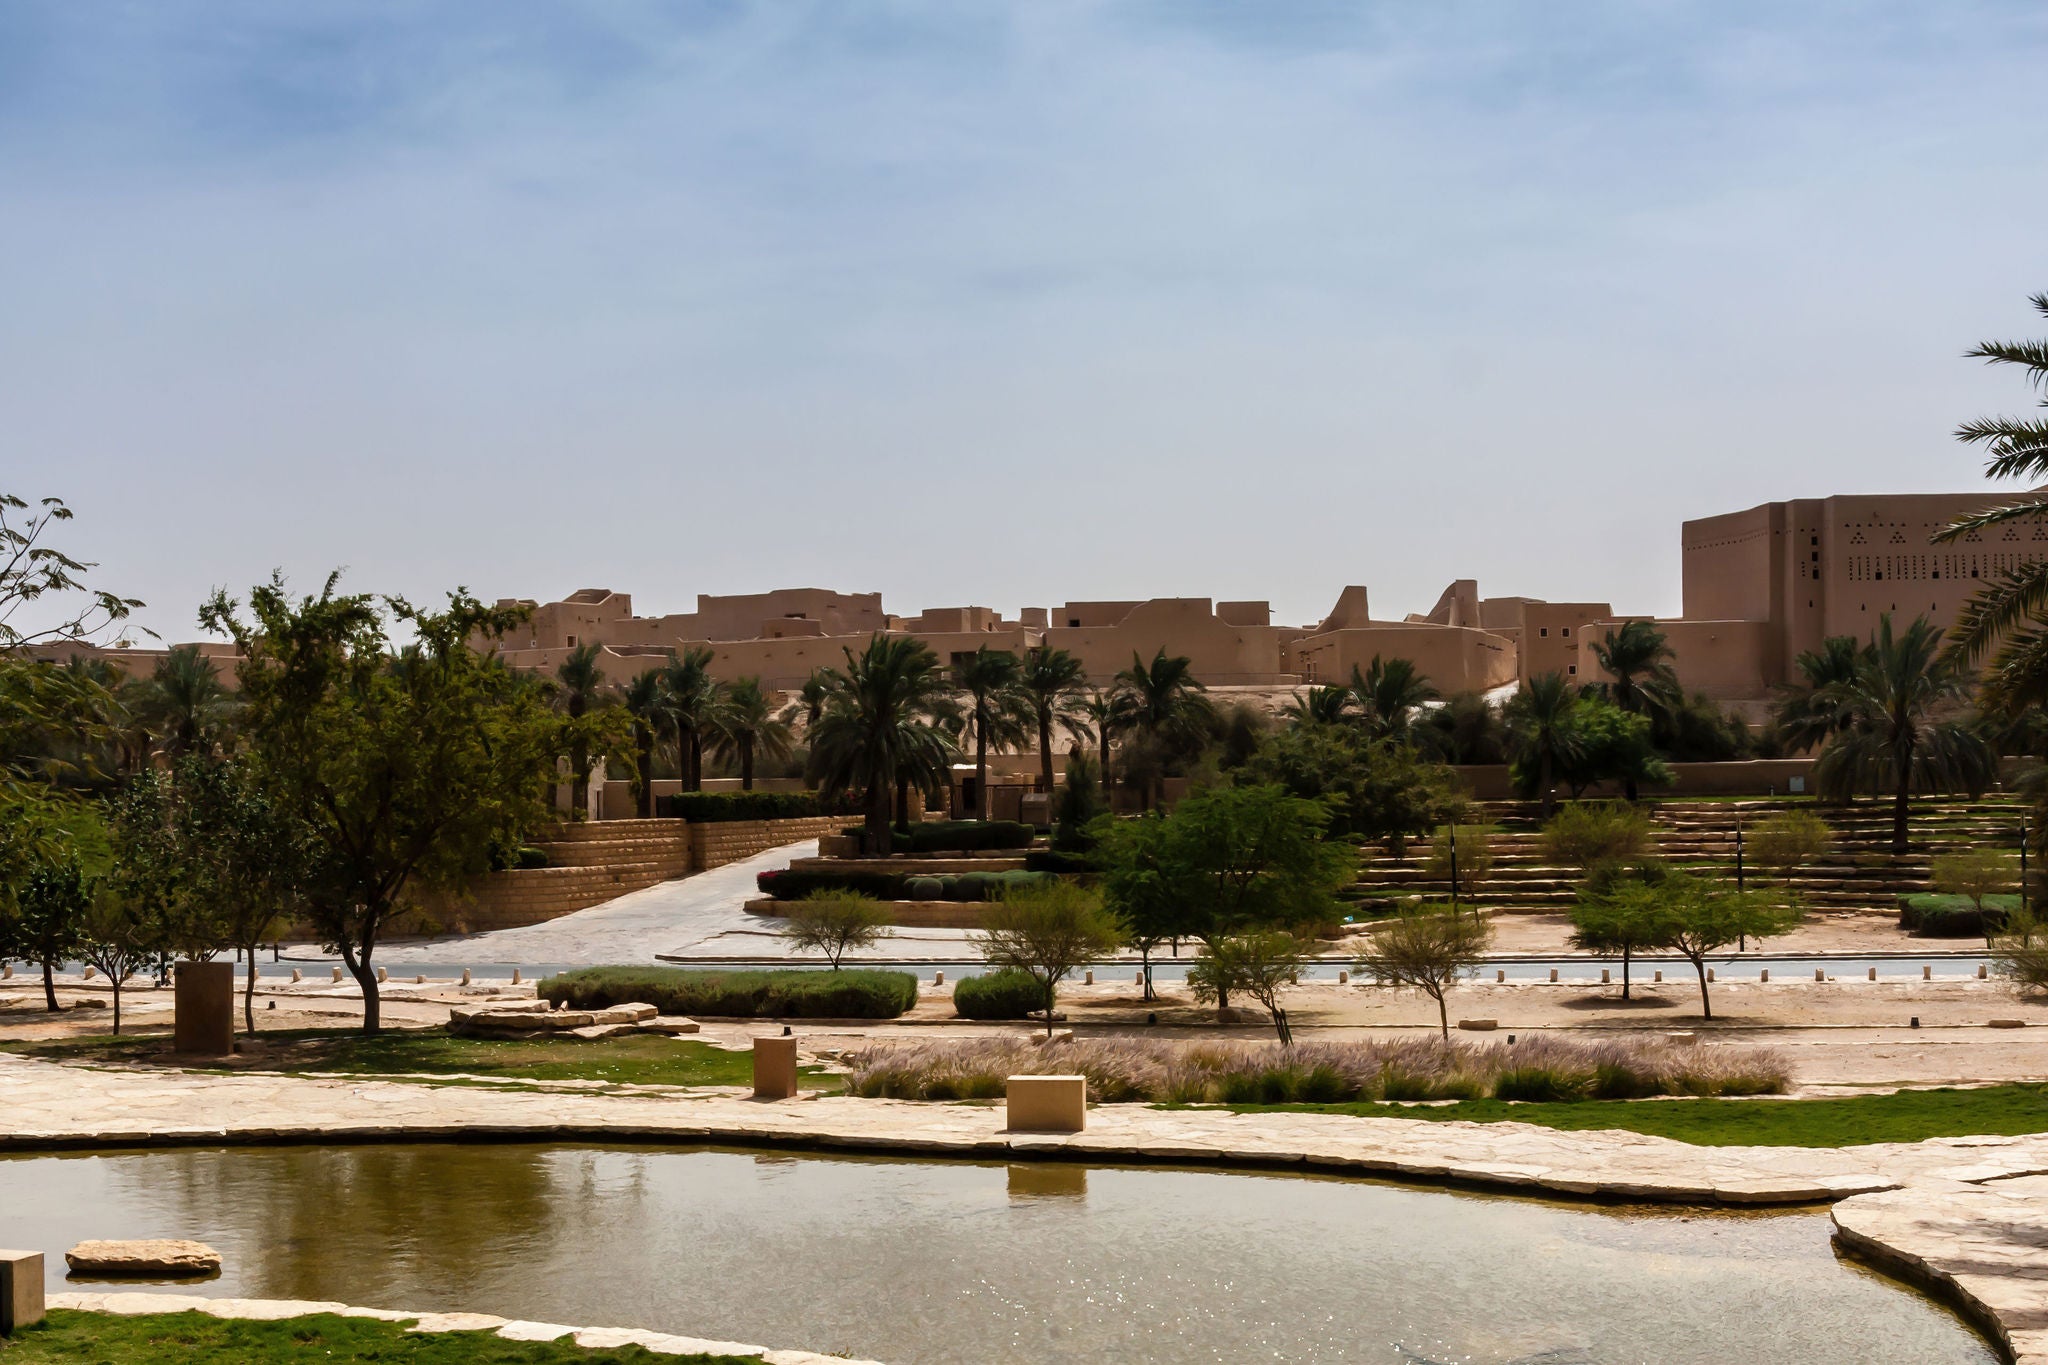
left=173, top=960, right=235, bottom=1057
left=752, top=1035, right=798, bottom=1099
left=1007, top=1074, right=1086, bottom=1133
left=1, top=1249, right=44, bottom=1334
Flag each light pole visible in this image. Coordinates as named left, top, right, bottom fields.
left=1448, top=824, right=1460, bottom=917
left=1736, top=808, right=1747, bottom=952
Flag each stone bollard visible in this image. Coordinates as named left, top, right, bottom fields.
left=511, top=969, right=522, bottom=985
left=1708, top=968, right=1716, bottom=983
left=376, top=967, right=388, bottom=984
left=752, top=1035, right=798, bottom=1100
left=1653, top=970, right=1663, bottom=983
left=2, top=963, right=11, bottom=979
left=1548, top=968, right=1558, bottom=983
left=82, top=966, right=95, bottom=980
left=1496, top=970, right=1505, bottom=983
left=1006, top=1074, right=1086, bottom=1133
left=1135, top=972, right=1144, bottom=986
left=1816, top=969, right=1826, bottom=982
left=1, top=1248, right=45, bottom=1335
left=1869, top=968, right=1878, bottom=981
left=414, top=974, right=426, bottom=985
left=461, top=968, right=472, bottom=985
left=1979, top=964, right=1989, bottom=980
left=1084, top=970, right=1094, bottom=986
left=1600, top=969, right=1610, bottom=984
left=331, top=967, right=342, bottom=982
left=1760, top=969, right=1769, bottom=982
left=934, top=971, right=944, bottom=986
left=290, top=968, right=302, bottom=983
left=1338, top=970, right=1349, bottom=985
left=1923, top=965, right=1932, bottom=981
left=173, top=961, right=234, bottom=1057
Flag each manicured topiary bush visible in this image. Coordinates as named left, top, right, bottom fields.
left=889, top=820, right=1036, bottom=853
left=756, top=868, right=906, bottom=900
left=659, top=791, right=848, bottom=821
left=1025, top=848, right=1093, bottom=874
left=952, top=968, right=1045, bottom=1020
left=1898, top=893, right=2018, bottom=938
left=904, top=876, right=944, bottom=901
left=540, top=966, right=920, bottom=1019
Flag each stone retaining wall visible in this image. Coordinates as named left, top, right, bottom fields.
left=745, top=896, right=991, bottom=930
left=689, top=816, right=848, bottom=872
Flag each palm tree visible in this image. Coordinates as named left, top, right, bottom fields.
left=779, top=670, right=831, bottom=784
left=553, top=643, right=609, bottom=816
left=809, top=635, right=957, bottom=853
left=1589, top=621, right=1680, bottom=799
left=1813, top=614, right=1997, bottom=854
left=1078, top=689, right=1121, bottom=799
left=951, top=647, right=1031, bottom=820
left=1505, top=672, right=1581, bottom=817
left=1770, top=635, right=1875, bottom=756
left=710, top=677, right=794, bottom=791
left=621, top=667, right=668, bottom=817
left=660, top=647, right=720, bottom=792
left=1936, top=293, right=2048, bottom=703
left=1017, top=647, right=1092, bottom=798
left=136, top=645, right=236, bottom=759
left=1283, top=685, right=1357, bottom=727
left=1111, top=648, right=1215, bottom=810
left=1350, top=655, right=1436, bottom=741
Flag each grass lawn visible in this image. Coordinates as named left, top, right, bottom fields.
left=0, top=1310, right=760, bottom=1363
left=0, top=1029, right=838, bottom=1092
left=1178, top=1082, right=2048, bottom=1147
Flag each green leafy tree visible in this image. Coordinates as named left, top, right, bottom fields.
left=1770, top=636, right=1878, bottom=756
left=1504, top=673, right=1582, bottom=816
left=780, top=671, right=832, bottom=784
left=1811, top=614, right=1995, bottom=853
left=1541, top=800, right=1652, bottom=878
left=1093, top=810, right=1198, bottom=1000
left=1234, top=723, right=1465, bottom=854
left=974, top=880, right=1125, bottom=1037
left=809, top=635, right=957, bottom=855
left=1355, top=904, right=1492, bottom=1039
left=1110, top=649, right=1215, bottom=810
left=1567, top=862, right=1675, bottom=1000
left=1655, top=871, right=1803, bottom=1019
left=201, top=574, right=561, bottom=1033
left=1590, top=621, right=1683, bottom=751
left=76, top=881, right=161, bottom=1035
left=1188, top=931, right=1306, bottom=1043
left=134, top=645, right=237, bottom=760
left=711, top=677, right=794, bottom=791
left=552, top=643, right=611, bottom=817
left=1426, top=823, right=1493, bottom=915
left=1931, top=849, right=2017, bottom=938
left=1283, top=685, right=1358, bottom=727
left=777, top=890, right=892, bottom=969
left=621, top=668, right=668, bottom=818
left=1549, top=696, right=1671, bottom=801
left=0, top=493, right=145, bottom=652
left=1018, top=647, right=1092, bottom=797
left=1747, top=809, right=1831, bottom=893
left=1051, top=750, right=1106, bottom=852
left=7, top=843, right=90, bottom=1012
left=952, top=647, right=1031, bottom=820
left=1421, top=691, right=1507, bottom=765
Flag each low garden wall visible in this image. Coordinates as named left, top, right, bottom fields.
left=744, top=897, right=991, bottom=930
left=688, top=816, right=849, bottom=871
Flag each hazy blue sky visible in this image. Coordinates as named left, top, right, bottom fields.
left=7, top=1, right=2047, bottom=640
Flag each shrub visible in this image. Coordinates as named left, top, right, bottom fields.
left=904, top=876, right=944, bottom=901
left=952, top=968, right=1045, bottom=1020
left=1025, top=849, right=1093, bottom=874
left=756, top=868, right=905, bottom=900
left=539, top=965, right=918, bottom=1018
left=512, top=846, right=550, bottom=870
left=891, top=820, right=1036, bottom=853
left=1494, top=1065, right=1589, bottom=1103
left=659, top=791, right=846, bottom=821
left=1898, top=893, right=2016, bottom=938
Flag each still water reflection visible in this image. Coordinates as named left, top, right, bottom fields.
left=0, top=1144, right=1995, bottom=1364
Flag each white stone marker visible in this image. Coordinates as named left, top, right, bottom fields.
left=414, top=974, right=426, bottom=984
left=933, top=971, right=944, bottom=986
left=1653, top=970, right=1663, bottom=982
left=1816, top=969, right=1826, bottom=982
left=331, top=967, right=342, bottom=982
left=511, top=969, right=522, bottom=985
left=1548, top=968, right=1558, bottom=983
left=82, top=966, right=95, bottom=980
left=2, top=964, right=11, bottom=979
left=1708, top=968, right=1716, bottom=982
left=290, top=968, right=302, bottom=983
left=1979, top=964, right=1989, bottom=979
left=461, top=968, right=472, bottom=985
left=376, top=967, right=388, bottom=983
left=1600, top=969, right=1610, bottom=984
left=1, top=1248, right=45, bottom=1334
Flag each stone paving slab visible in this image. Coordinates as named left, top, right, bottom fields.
left=45, top=1291, right=877, bottom=1364
left=7, top=1052, right=2048, bottom=1359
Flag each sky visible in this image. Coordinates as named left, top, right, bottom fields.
left=6, top=1, right=2048, bottom=642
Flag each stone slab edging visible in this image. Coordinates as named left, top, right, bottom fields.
left=44, top=1291, right=879, bottom=1364
left=6, top=1054, right=2048, bottom=1358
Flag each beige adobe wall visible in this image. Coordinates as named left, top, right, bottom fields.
left=21, top=640, right=239, bottom=684
left=1052, top=600, right=1143, bottom=629
left=1042, top=598, right=1292, bottom=685
left=1216, top=601, right=1272, bottom=627
left=1291, top=624, right=1517, bottom=693
left=1516, top=602, right=1614, bottom=685
left=1574, top=617, right=1774, bottom=700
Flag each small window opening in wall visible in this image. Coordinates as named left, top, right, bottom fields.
left=1538, top=627, right=1548, bottom=637
left=1068, top=619, right=1081, bottom=628
left=1811, top=536, right=1819, bottom=546
left=1567, top=665, right=1577, bottom=675
left=567, top=635, right=577, bottom=646
left=1561, top=627, right=1571, bottom=637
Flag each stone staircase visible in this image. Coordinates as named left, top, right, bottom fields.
left=1351, top=798, right=2031, bottom=915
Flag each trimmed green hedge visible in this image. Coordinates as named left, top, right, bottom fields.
left=953, top=968, right=1044, bottom=1019
left=894, top=820, right=1036, bottom=853
left=658, top=791, right=841, bottom=821
left=756, top=867, right=1054, bottom=901
left=1024, top=848, right=1092, bottom=874
left=539, top=966, right=919, bottom=1019
left=1897, top=893, right=2019, bottom=938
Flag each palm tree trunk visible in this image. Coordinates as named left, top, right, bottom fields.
left=975, top=725, right=988, bottom=821
left=741, top=738, right=755, bottom=791
left=1539, top=751, right=1555, bottom=817
left=1621, top=943, right=1631, bottom=1001
left=690, top=734, right=703, bottom=791
left=865, top=781, right=892, bottom=856
left=1892, top=767, right=1911, bottom=855
left=637, top=732, right=655, bottom=817
left=1038, top=713, right=1054, bottom=795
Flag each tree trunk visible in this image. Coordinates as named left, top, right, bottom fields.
left=1693, top=959, right=1712, bottom=1020
left=866, top=781, right=892, bottom=856
left=1892, top=771, right=1911, bottom=855
left=1044, top=980, right=1056, bottom=1038
left=110, top=976, right=122, bottom=1035
left=1624, top=773, right=1638, bottom=803
left=975, top=725, right=988, bottom=821
left=741, top=739, right=754, bottom=791
left=690, top=734, right=704, bottom=791
left=244, top=950, right=259, bottom=1036
left=1272, top=1006, right=1292, bottom=1046
left=340, top=937, right=383, bottom=1035
left=1435, top=990, right=1448, bottom=1040
left=1039, top=713, right=1055, bottom=795
left=1621, top=943, right=1632, bottom=1001
left=42, top=959, right=58, bottom=1012
left=637, top=732, right=654, bottom=818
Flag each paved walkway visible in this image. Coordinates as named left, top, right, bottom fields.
left=2, top=1050, right=2046, bottom=1359
left=46, top=1290, right=878, bottom=1364
left=370, top=841, right=981, bottom=968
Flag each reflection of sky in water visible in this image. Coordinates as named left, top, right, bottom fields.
left=0, top=1146, right=1996, bottom=1365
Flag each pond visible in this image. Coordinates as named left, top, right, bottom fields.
left=0, top=1144, right=1995, bottom=1364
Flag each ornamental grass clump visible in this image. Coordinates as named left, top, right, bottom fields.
left=841, top=1034, right=1788, bottom=1104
